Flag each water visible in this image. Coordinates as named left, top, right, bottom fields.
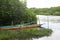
left=33, top=15, right=60, bottom=40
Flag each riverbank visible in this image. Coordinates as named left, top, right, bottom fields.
left=0, top=28, right=52, bottom=40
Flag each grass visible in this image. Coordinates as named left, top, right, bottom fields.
left=0, top=28, right=52, bottom=40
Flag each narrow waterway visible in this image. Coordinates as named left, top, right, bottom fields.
left=33, top=15, right=60, bottom=40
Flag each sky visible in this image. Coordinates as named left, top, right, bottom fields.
left=27, top=0, right=60, bottom=8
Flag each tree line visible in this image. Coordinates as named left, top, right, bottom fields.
left=29, top=6, right=60, bottom=15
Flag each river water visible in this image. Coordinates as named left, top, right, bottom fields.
left=33, top=15, right=60, bottom=40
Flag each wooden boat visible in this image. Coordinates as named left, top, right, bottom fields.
left=0, top=24, right=41, bottom=30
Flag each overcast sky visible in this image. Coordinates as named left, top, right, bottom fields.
left=27, top=0, right=60, bottom=8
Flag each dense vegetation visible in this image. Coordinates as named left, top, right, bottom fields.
left=29, top=6, right=60, bottom=15
left=0, top=0, right=53, bottom=40
left=0, top=28, right=52, bottom=40
left=0, top=0, right=36, bottom=26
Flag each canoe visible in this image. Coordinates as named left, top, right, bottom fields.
left=0, top=24, right=41, bottom=30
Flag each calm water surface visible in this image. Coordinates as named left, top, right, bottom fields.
left=33, top=15, right=60, bottom=40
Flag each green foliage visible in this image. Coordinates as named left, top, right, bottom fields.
left=29, top=8, right=49, bottom=15
left=0, top=0, right=36, bottom=26
left=0, top=28, right=52, bottom=40
left=29, top=6, right=60, bottom=15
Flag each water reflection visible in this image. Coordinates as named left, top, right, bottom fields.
left=33, top=30, right=60, bottom=40
left=34, top=15, right=60, bottom=40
